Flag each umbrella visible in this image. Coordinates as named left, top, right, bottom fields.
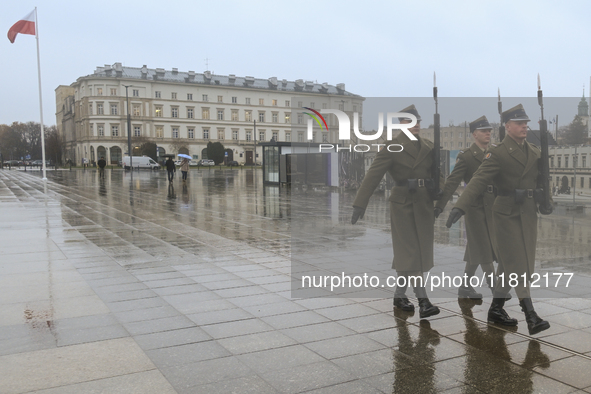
left=177, top=154, right=191, bottom=159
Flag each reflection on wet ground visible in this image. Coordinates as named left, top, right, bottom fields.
left=2, top=168, right=591, bottom=393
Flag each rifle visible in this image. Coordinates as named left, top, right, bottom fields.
left=432, top=72, right=441, bottom=200
left=537, top=74, right=552, bottom=213
left=498, top=88, right=505, bottom=141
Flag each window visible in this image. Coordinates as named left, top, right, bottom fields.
left=450, top=142, right=454, bottom=149
left=232, top=130, right=238, bottom=140
left=353, top=105, right=357, bottom=112
left=298, top=132, right=304, bottom=142
left=298, top=101, right=303, bottom=108
left=110, top=88, right=117, bottom=96
left=258, top=112, right=265, bottom=122
left=245, top=98, right=251, bottom=104
left=217, top=110, right=224, bottom=120
left=110, top=104, right=118, bottom=115
left=259, top=98, right=264, bottom=105
left=172, top=127, right=179, bottom=138
left=97, top=88, right=103, bottom=96
left=89, top=103, right=93, bottom=115
left=322, top=103, right=327, bottom=109
left=272, top=113, right=278, bottom=123
left=187, top=108, right=194, bottom=119
left=550, top=157, right=554, bottom=167
left=272, top=99, right=277, bottom=106
left=272, top=131, right=278, bottom=141
left=444, top=132, right=448, bottom=138
left=156, top=126, right=163, bottom=138
left=171, top=92, right=177, bottom=99
left=202, top=108, right=210, bottom=119
left=459, top=142, right=463, bottom=148
left=581, top=177, right=585, bottom=188
left=218, top=130, right=224, bottom=140
left=232, top=96, right=237, bottom=103
left=133, top=104, right=141, bottom=116
left=171, top=107, right=178, bottom=118
left=231, top=110, right=239, bottom=121
left=111, top=125, right=119, bottom=136
left=246, top=131, right=251, bottom=142
left=322, top=133, right=328, bottom=142
left=202, top=94, right=208, bottom=101
left=459, top=132, right=463, bottom=138
left=583, top=156, right=587, bottom=168
left=285, top=100, right=290, bottom=107
left=259, top=131, right=265, bottom=141
left=203, top=128, right=209, bottom=139
left=285, top=132, right=291, bottom=142
left=310, top=102, right=315, bottom=109
left=187, top=93, right=193, bottom=100
left=155, top=106, right=163, bottom=117
left=188, top=128, right=195, bottom=139
left=557, top=157, right=561, bottom=168
left=133, top=89, right=139, bottom=97
left=245, top=111, right=252, bottom=122
left=98, top=125, right=104, bottom=136
left=134, top=126, right=141, bottom=137
left=285, top=113, right=291, bottom=123
left=297, top=114, right=303, bottom=124
left=565, top=157, right=569, bottom=168
left=313, top=132, right=317, bottom=142
left=444, top=142, right=448, bottom=148
left=338, top=103, right=344, bottom=111
left=217, top=95, right=223, bottom=103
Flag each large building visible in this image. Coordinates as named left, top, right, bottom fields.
left=56, top=63, right=364, bottom=166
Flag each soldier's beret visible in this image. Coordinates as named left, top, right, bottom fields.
left=398, top=104, right=421, bottom=122
left=502, top=104, right=530, bottom=123
left=469, top=116, right=492, bottom=133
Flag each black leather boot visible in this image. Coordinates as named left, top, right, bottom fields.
left=520, top=298, right=550, bottom=335
left=393, top=280, right=414, bottom=311
left=488, top=296, right=518, bottom=326
left=414, top=287, right=440, bottom=318
left=458, top=283, right=483, bottom=299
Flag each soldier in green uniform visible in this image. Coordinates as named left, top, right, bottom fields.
left=351, top=105, right=442, bottom=318
left=446, top=104, right=553, bottom=335
left=435, top=116, right=500, bottom=298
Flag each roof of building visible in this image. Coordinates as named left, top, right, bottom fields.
left=81, top=63, right=361, bottom=97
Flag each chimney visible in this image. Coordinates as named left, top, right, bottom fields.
left=104, top=64, right=112, bottom=76
left=268, top=76, right=278, bottom=89
left=228, top=74, right=236, bottom=85
left=172, top=68, right=178, bottom=75
left=154, top=68, right=165, bottom=80
left=244, top=76, right=254, bottom=86
left=204, top=70, right=212, bottom=82
left=141, top=65, right=148, bottom=79
left=186, top=70, right=195, bottom=82
left=114, top=62, right=123, bottom=77
left=305, top=81, right=314, bottom=91
left=336, top=83, right=345, bottom=93
left=295, top=79, right=304, bottom=91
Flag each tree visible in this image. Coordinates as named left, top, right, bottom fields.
left=139, top=142, right=157, bottom=161
left=0, top=123, right=27, bottom=159
left=44, top=125, right=64, bottom=165
left=207, top=141, right=225, bottom=164
left=169, top=140, right=189, bottom=155
left=562, top=115, right=588, bottom=145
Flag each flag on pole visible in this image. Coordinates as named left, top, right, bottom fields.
left=7, top=10, right=36, bottom=43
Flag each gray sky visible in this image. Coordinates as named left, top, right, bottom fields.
left=1, top=0, right=590, bottom=127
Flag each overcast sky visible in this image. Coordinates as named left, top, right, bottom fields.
left=1, top=0, right=590, bottom=127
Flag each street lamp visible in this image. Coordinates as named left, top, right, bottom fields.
left=123, top=85, right=133, bottom=169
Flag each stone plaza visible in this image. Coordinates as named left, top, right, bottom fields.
left=1, top=167, right=591, bottom=393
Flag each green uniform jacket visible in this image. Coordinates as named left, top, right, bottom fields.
left=436, top=143, right=497, bottom=264
left=454, top=136, right=548, bottom=278
left=353, top=132, right=441, bottom=272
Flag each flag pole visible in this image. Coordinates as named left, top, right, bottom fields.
left=34, top=7, right=47, bottom=180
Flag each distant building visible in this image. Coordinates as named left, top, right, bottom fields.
left=55, top=63, right=363, bottom=166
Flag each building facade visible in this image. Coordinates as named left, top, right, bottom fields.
left=55, top=63, right=364, bottom=166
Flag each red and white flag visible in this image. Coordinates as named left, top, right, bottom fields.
left=7, top=10, right=36, bottom=43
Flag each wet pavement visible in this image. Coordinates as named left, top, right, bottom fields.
left=2, top=167, right=591, bottom=393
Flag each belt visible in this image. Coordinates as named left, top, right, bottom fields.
left=395, top=178, right=432, bottom=187
left=497, top=189, right=535, bottom=198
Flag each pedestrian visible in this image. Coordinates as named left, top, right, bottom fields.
left=97, top=156, right=106, bottom=179
left=165, top=157, right=176, bottom=183
left=180, top=158, right=189, bottom=182
left=446, top=104, right=553, bottom=335
left=435, top=116, right=500, bottom=298
left=351, top=105, right=444, bottom=318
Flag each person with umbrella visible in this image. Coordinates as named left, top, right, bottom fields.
left=178, top=154, right=191, bottom=182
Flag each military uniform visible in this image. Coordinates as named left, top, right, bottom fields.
left=448, top=104, right=552, bottom=335
left=437, top=116, right=498, bottom=298
left=352, top=105, right=443, bottom=318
